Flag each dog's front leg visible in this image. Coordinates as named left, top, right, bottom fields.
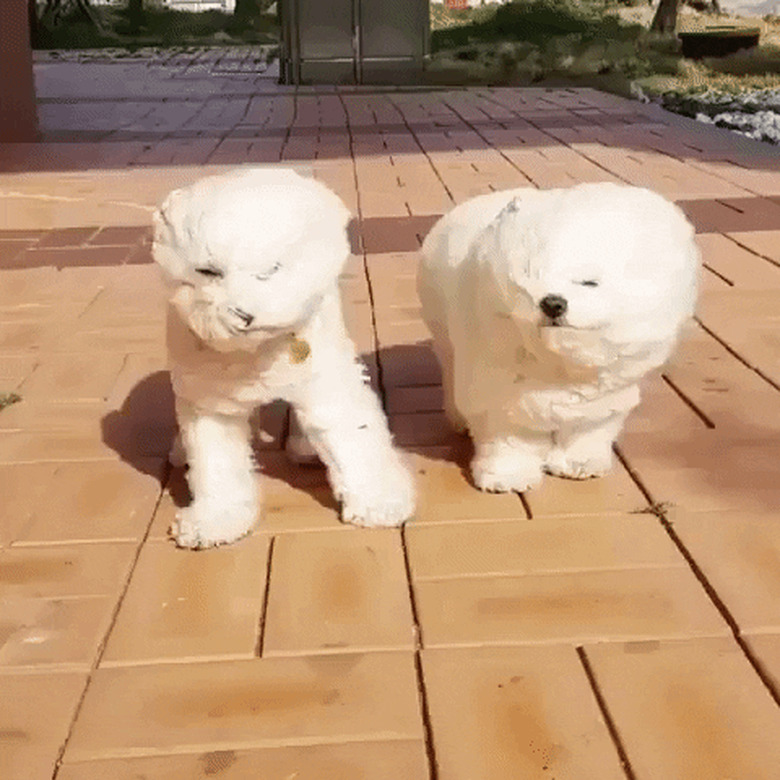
left=293, top=364, right=416, bottom=528
left=470, top=431, right=548, bottom=493
left=545, top=412, right=629, bottom=480
left=172, top=401, right=258, bottom=548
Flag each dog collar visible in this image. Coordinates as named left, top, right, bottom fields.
left=288, top=335, right=311, bottom=363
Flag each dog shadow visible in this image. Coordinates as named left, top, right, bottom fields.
left=101, top=370, right=178, bottom=483
left=101, top=370, right=341, bottom=511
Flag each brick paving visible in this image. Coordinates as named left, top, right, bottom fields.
left=1, top=49, right=780, bottom=779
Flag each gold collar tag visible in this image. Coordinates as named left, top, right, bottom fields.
left=289, top=335, right=311, bottom=364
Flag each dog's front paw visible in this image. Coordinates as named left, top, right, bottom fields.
left=171, top=500, right=258, bottom=549
left=471, top=456, right=544, bottom=493
left=340, top=458, right=416, bottom=528
left=545, top=449, right=613, bottom=480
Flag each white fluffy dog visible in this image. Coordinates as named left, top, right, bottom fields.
left=418, top=182, right=699, bottom=492
left=153, top=167, right=415, bottom=548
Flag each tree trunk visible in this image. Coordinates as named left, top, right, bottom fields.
left=650, top=0, right=679, bottom=33
left=126, top=0, right=144, bottom=35
left=28, top=0, right=38, bottom=44
left=74, top=0, right=102, bottom=29
left=39, top=0, right=102, bottom=29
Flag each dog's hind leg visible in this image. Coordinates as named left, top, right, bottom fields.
left=172, top=400, right=259, bottom=548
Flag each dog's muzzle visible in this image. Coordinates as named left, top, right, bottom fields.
left=539, top=294, right=567, bottom=321
left=227, top=307, right=255, bottom=328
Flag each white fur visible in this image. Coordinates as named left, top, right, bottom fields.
left=153, top=167, right=415, bottom=548
left=418, top=182, right=699, bottom=492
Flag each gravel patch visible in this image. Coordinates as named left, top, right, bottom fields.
left=635, top=84, right=780, bottom=145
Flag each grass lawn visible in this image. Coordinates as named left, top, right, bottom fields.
left=426, top=0, right=780, bottom=99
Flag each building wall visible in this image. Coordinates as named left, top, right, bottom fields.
left=0, top=0, right=37, bottom=141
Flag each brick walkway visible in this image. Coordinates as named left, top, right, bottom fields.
left=2, top=53, right=780, bottom=778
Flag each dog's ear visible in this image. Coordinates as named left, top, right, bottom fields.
left=152, top=187, right=191, bottom=281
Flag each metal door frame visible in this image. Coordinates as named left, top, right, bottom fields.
left=281, top=0, right=427, bottom=85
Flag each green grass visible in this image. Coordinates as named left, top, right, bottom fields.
left=425, top=0, right=681, bottom=91
left=0, top=393, right=21, bottom=412
left=425, top=0, right=780, bottom=96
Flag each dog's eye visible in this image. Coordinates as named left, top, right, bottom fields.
left=255, top=262, right=282, bottom=282
left=196, top=267, right=223, bottom=279
left=577, top=280, right=599, bottom=287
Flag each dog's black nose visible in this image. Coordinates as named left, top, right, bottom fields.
left=539, top=294, right=567, bottom=320
left=230, top=307, right=255, bottom=327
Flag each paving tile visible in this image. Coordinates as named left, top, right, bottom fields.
left=728, top=229, right=780, bottom=265
left=696, top=233, right=780, bottom=290
left=0, top=302, right=59, bottom=326
left=77, top=265, right=167, bottom=323
left=668, top=508, right=780, bottom=633
left=250, top=399, right=288, bottom=452
left=58, top=739, right=429, bottom=779
left=366, top=251, right=420, bottom=279
left=744, top=633, right=780, bottom=691
left=0, top=596, right=114, bottom=671
left=422, top=645, right=625, bottom=779
left=620, top=429, right=780, bottom=514
left=102, top=535, right=270, bottom=666
left=386, top=384, right=443, bottom=415
left=0, top=266, right=58, bottom=307
left=414, top=455, right=527, bottom=523
left=415, top=567, right=727, bottom=647
left=0, top=229, right=47, bottom=240
left=37, top=227, right=100, bottom=248
left=390, top=412, right=461, bottom=447
left=0, top=320, right=56, bottom=352
left=0, top=398, right=106, bottom=432
left=0, top=462, right=57, bottom=546
left=370, top=274, right=421, bottom=310
left=102, top=384, right=178, bottom=461
left=524, top=461, right=648, bottom=517
left=0, top=672, right=87, bottom=780
left=12, top=245, right=133, bottom=270
left=18, top=352, right=127, bottom=402
left=663, top=323, right=780, bottom=431
left=376, top=318, right=432, bottom=346
left=0, top=543, right=135, bottom=598
left=0, top=240, right=34, bottom=267
left=259, top=456, right=344, bottom=533
left=65, top=652, right=423, bottom=760
left=57, top=321, right=165, bottom=353
left=16, top=460, right=163, bottom=544
left=584, top=637, right=780, bottom=779
left=104, top=355, right=169, bottom=410
left=359, top=216, right=440, bottom=254
left=125, top=243, right=154, bottom=265
left=88, top=225, right=151, bottom=246
left=407, top=514, right=683, bottom=580
left=379, top=344, right=441, bottom=388
left=0, top=355, right=37, bottom=391
left=263, top=529, right=415, bottom=656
